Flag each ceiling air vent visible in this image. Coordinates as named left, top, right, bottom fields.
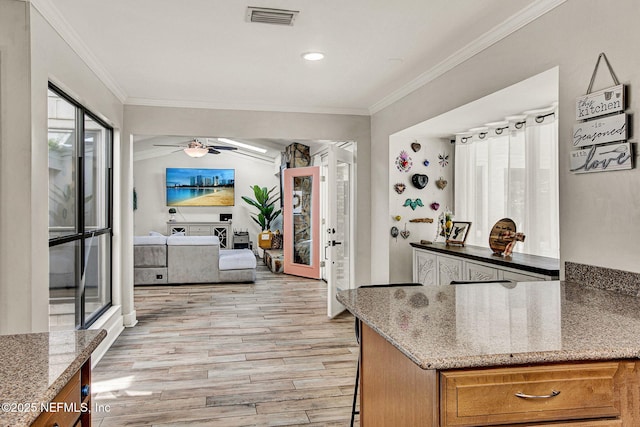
left=246, top=7, right=299, bottom=26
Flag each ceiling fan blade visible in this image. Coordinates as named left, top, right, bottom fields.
left=207, top=148, right=221, bottom=155
left=206, top=146, right=238, bottom=150
left=153, top=144, right=183, bottom=147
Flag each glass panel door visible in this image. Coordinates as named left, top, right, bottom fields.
left=283, top=166, right=320, bottom=279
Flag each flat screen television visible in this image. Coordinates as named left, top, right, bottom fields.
left=166, top=168, right=235, bottom=207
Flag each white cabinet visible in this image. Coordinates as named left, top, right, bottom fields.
left=167, top=221, right=232, bottom=248
left=412, top=245, right=558, bottom=286
left=413, top=250, right=437, bottom=285
left=437, top=255, right=462, bottom=285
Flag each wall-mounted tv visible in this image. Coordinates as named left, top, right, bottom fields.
left=166, top=168, right=235, bottom=206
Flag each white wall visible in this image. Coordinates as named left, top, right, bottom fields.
left=0, top=1, right=125, bottom=334
left=134, top=151, right=279, bottom=238
left=371, top=0, right=640, bottom=283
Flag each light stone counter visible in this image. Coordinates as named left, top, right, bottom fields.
left=337, top=281, right=640, bottom=370
left=0, top=329, right=106, bottom=426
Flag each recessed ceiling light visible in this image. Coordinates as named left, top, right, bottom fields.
left=217, top=138, right=267, bottom=154
left=302, top=52, right=324, bottom=61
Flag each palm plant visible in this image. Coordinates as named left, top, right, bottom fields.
left=241, top=185, right=282, bottom=231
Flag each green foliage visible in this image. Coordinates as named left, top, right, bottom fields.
left=241, top=185, right=282, bottom=231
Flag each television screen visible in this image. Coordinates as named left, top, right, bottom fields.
left=166, top=168, right=235, bottom=206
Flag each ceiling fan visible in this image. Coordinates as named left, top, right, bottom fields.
left=154, top=139, right=238, bottom=157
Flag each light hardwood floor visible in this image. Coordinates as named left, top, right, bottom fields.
left=92, top=265, right=360, bottom=426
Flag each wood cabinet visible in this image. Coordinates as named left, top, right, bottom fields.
left=32, top=358, right=92, bottom=427
left=360, top=324, right=640, bottom=427
left=167, top=221, right=232, bottom=248
left=412, top=246, right=558, bottom=285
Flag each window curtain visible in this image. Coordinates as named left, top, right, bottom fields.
left=454, top=108, right=559, bottom=258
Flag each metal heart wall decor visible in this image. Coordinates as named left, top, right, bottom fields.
left=411, top=142, right=421, bottom=152
left=394, top=183, right=406, bottom=194
left=403, top=198, right=424, bottom=210
left=430, top=202, right=440, bottom=211
left=400, top=229, right=411, bottom=239
left=411, top=174, right=429, bottom=189
left=435, top=177, right=448, bottom=190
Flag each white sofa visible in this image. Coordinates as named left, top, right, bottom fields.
left=134, top=235, right=256, bottom=285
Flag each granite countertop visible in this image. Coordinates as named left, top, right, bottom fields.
left=0, top=329, right=106, bottom=427
left=337, top=281, right=640, bottom=370
left=410, top=242, right=560, bottom=276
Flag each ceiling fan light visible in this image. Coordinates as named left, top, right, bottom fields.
left=184, top=147, right=208, bottom=158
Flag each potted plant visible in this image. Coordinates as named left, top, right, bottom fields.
left=242, top=185, right=282, bottom=249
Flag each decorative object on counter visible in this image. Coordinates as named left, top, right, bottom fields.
left=430, top=202, right=440, bottom=210
left=390, top=226, right=399, bottom=241
left=571, top=52, right=632, bottom=174
left=489, top=217, right=525, bottom=256
left=395, top=150, right=413, bottom=172
left=423, top=159, right=430, bottom=167
left=394, top=183, right=406, bottom=194
left=411, top=141, right=421, bottom=152
left=400, top=224, right=410, bottom=239
left=409, top=217, right=433, bottom=223
left=446, top=221, right=471, bottom=246
left=411, top=173, right=429, bottom=189
left=436, top=208, right=453, bottom=241
left=435, top=177, right=448, bottom=189
left=271, top=229, right=283, bottom=249
left=168, top=208, right=177, bottom=222
left=438, top=153, right=449, bottom=167
left=393, top=215, right=402, bottom=221
left=403, top=198, right=424, bottom=210
left=419, top=239, right=432, bottom=245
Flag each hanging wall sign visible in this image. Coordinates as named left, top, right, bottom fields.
left=569, top=142, right=633, bottom=174
left=572, top=113, right=627, bottom=147
left=575, top=84, right=624, bottom=121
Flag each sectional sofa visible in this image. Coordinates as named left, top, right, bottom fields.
left=134, top=234, right=256, bottom=285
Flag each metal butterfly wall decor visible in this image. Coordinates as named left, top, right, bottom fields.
left=403, top=198, right=424, bottom=210
left=438, top=153, right=449, bottom=167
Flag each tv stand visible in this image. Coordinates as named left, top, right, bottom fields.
left=167, top=221, right=232, bottom=248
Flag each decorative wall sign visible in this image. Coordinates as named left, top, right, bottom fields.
left=394, top=183, right=406, bottom=194
left=573, top=114, right=627, bottom=147
left=403, top=198, right=424, bottom=210
left=411, top=142, right=421, bottom=152
left=570, top=142, right=633, bottom=174
left=411, top=174, right=429, bottom=189
left=395, top=150, right=413, bottom=172
left=575, top=84, right=624, bottom=121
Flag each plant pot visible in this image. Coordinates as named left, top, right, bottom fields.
left=258, top=230, right=273, bottom=249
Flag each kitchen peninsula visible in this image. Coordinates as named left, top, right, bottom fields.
left=337, top=282, right=640, bottom=426
left=0, top=329, right=106, bottom=426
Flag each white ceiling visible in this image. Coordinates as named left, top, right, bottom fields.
left=42, top=0, right=556, bottom=115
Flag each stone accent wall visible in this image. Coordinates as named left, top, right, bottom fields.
left=565, top=262, right=640, bottom=297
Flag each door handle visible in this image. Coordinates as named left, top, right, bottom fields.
left=331, top=240, right=342, bottom=246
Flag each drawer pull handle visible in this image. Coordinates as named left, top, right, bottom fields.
left=515, top=390, right=560, bottom=399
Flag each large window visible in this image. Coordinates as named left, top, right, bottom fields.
left=454, top=108, right=559, bottom=258
left=48, top=83, right=113, bottom=330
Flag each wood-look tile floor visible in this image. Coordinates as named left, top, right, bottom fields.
left=92, top=265, right=360, bottom=426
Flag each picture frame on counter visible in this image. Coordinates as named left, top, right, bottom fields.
left=446, top=221, right=471, bottom=246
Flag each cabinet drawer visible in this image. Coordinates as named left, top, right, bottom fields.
left=440, top=362, right=620, bottom=426
left=189, top=225, right=212, bottom=234
left=32, top=371, right=81, bottom=427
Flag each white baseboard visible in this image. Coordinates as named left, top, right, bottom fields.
left=123, top=310, right=138, bottom=327
left=89, top=305, right=124, bottom=367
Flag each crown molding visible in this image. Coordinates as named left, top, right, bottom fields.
left=125, top=97, right=370, bottom=116
left=368, top=0, right=567, bottom=115
left=29, top=0, right=128, bottom=103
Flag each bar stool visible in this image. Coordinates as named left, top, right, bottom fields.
left=350, top=283, right=422, bottom=427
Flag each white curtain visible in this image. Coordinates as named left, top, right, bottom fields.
left=454, top=109, right=559, bottom=258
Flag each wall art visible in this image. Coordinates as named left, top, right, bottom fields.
left=573, top=114, right=627, bottom=147
left=411, top=174, right=429, bottom=189
left=446, top=221, right=471, bottom=246
left=430, top=202, right=440, bottom=210
left=409, top=218, right=433, bottom=223
left=395, top=150, right=413, bottom=172
left=423, top=160, right=430, bottom=167
left=438, top=153, right=449, bottom=167
left=575, top=84, right=624, bottom=121
left=569, top=142, right=633, bottom=173
left=411, top=142, right=421, bottom=152
left=403, top=198, right=424, bottom=210
left=394, top=183, right=406, bottom=194
left=435, top=177, right=447, bottom=189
